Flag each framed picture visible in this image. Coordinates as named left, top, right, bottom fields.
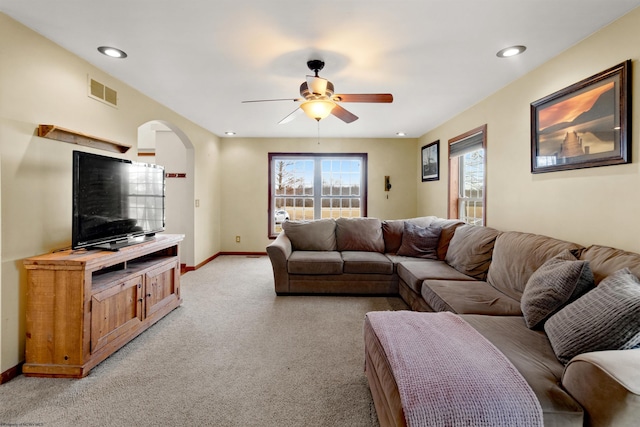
left=530, top=60, right=631, bottom=173
left=421, top=140, right=439, bottom=181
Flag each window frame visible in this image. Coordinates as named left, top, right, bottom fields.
left=268, top=152, right=368, bottom=238
left=448, top=124, right=487, bottom=225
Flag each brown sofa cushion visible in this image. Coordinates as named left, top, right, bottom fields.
left=397, top=222, right=441, bottom=259
left=521, top=249, right=594, bottom=329
left=287, top=251, right=343, bottom=274
left=579, top=245, right=640, bottom=285
left=545, top=268, right=640, bottom=364
left=341, top=251, right=393, bottom=274
left=382, top=217, right=437, bottom=254
left=486, top=231, right=583, bottom=302
left=445, top=224, right=500, bottom=280
left=282, top=219, right=336, bottom=251
left=397, top=260, right=475, bottom=294
left=422, top=279, right=522, bottom=315
left=382, top=220, right=405, bottom=254
left=336, top=217, right=384, bottom=252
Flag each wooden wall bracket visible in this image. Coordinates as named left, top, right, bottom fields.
left=37, top=124, right=131, bottom=154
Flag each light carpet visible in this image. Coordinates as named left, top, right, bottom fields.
left=0, top=255, right=407, bottom=426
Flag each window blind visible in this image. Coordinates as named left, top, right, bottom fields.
left=449, top=131, right=484, bottom=158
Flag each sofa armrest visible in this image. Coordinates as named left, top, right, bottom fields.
left=562, top=349, right=640, bottom=426
left=266, top=232, right=292, bottom=294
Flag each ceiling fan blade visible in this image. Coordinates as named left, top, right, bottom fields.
left=332, top=94, right=393, bottom=103
left=331, top=104, right=358, bottom=123
left=306, top=76, right=328, bottom=96
left=242, top=98, right=300, bottom=103
left=278, top=108, right=303, bottom=124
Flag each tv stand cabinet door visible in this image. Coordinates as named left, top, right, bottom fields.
left=91, top=275, right=144, bottom=354
left=144, top=258, right=180, bottom=319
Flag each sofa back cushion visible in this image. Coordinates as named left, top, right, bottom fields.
left=382, top=216, right=437, bottom=254
left=282, top=219, right=337, bottom=251
left=579, top=245, right=640, bottom=285
left=445, top=224, right=501, bottom=280
left=486, top=231, right=583, bottom=302
left=336, top=217, right=385, bottom=252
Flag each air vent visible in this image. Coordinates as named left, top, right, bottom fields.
left=88, top=76, right=118, bottom=107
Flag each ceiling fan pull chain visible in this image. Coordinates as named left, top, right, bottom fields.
left=317, top=120, right=321, bottom=145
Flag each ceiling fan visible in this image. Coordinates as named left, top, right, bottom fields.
left=242, top=60, right=393, bottom=124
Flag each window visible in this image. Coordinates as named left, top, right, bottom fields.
left=268, top=153, right=367, bottom=237
left=448, top=125, right=487, bottom=226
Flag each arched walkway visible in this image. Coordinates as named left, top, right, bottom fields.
left=137, top=121, right=195, bottom=268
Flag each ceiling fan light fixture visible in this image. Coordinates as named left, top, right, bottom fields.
left=300, top=100, right=335, bottom=121
left=496, top=45, right=526, bottom=58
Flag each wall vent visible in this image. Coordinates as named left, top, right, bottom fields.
left=88, top=76, right=118, bottom=108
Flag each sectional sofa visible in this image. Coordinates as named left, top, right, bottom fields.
left=266, top=216, right=640, bottom=426
left=266, top=216, right=463, bottom=295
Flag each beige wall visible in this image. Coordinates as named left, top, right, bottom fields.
left=0, top=14, right=222, bottom=372
left=418, top=7, right=640, bottom=253
left=219, top=137, right=418, bottom=252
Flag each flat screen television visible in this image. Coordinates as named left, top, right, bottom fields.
left=72, top=150, right=165, bottom=250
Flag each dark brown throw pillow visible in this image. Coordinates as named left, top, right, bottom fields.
left=396, top=222, right=441, bottom=259
left=382, top=220, right=405, bottom=254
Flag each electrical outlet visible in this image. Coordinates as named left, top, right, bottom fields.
left=235, top=236, right=241, bottom=243
left=195, top=199, right=200, bottom=207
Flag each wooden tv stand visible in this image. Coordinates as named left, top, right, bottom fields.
left=23, top=234, right=184, bottom=378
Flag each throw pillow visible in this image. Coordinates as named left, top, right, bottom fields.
left=396, top=222, right=441, bottom=259
left=282, top=219, right=337, bottom=251
left=544, top=268, right=640, bottom=364
left=521, top=249, right=594, bottom=329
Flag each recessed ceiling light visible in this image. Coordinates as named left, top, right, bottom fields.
left=225, top=131, right=236, bottom=136
left=496, top=45, right=526, bottom=58
left=396, top=132, right=406, bottom=137
left=97, top=46, right=128, bottom=59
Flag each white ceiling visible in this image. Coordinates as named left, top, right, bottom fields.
left=2, top=0, right=639, bottom=139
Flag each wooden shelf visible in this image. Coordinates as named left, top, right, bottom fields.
left=37, top=124, right=131, bottom=154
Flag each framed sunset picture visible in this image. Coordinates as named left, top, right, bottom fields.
left=530, top=60, right=631, bottom=173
